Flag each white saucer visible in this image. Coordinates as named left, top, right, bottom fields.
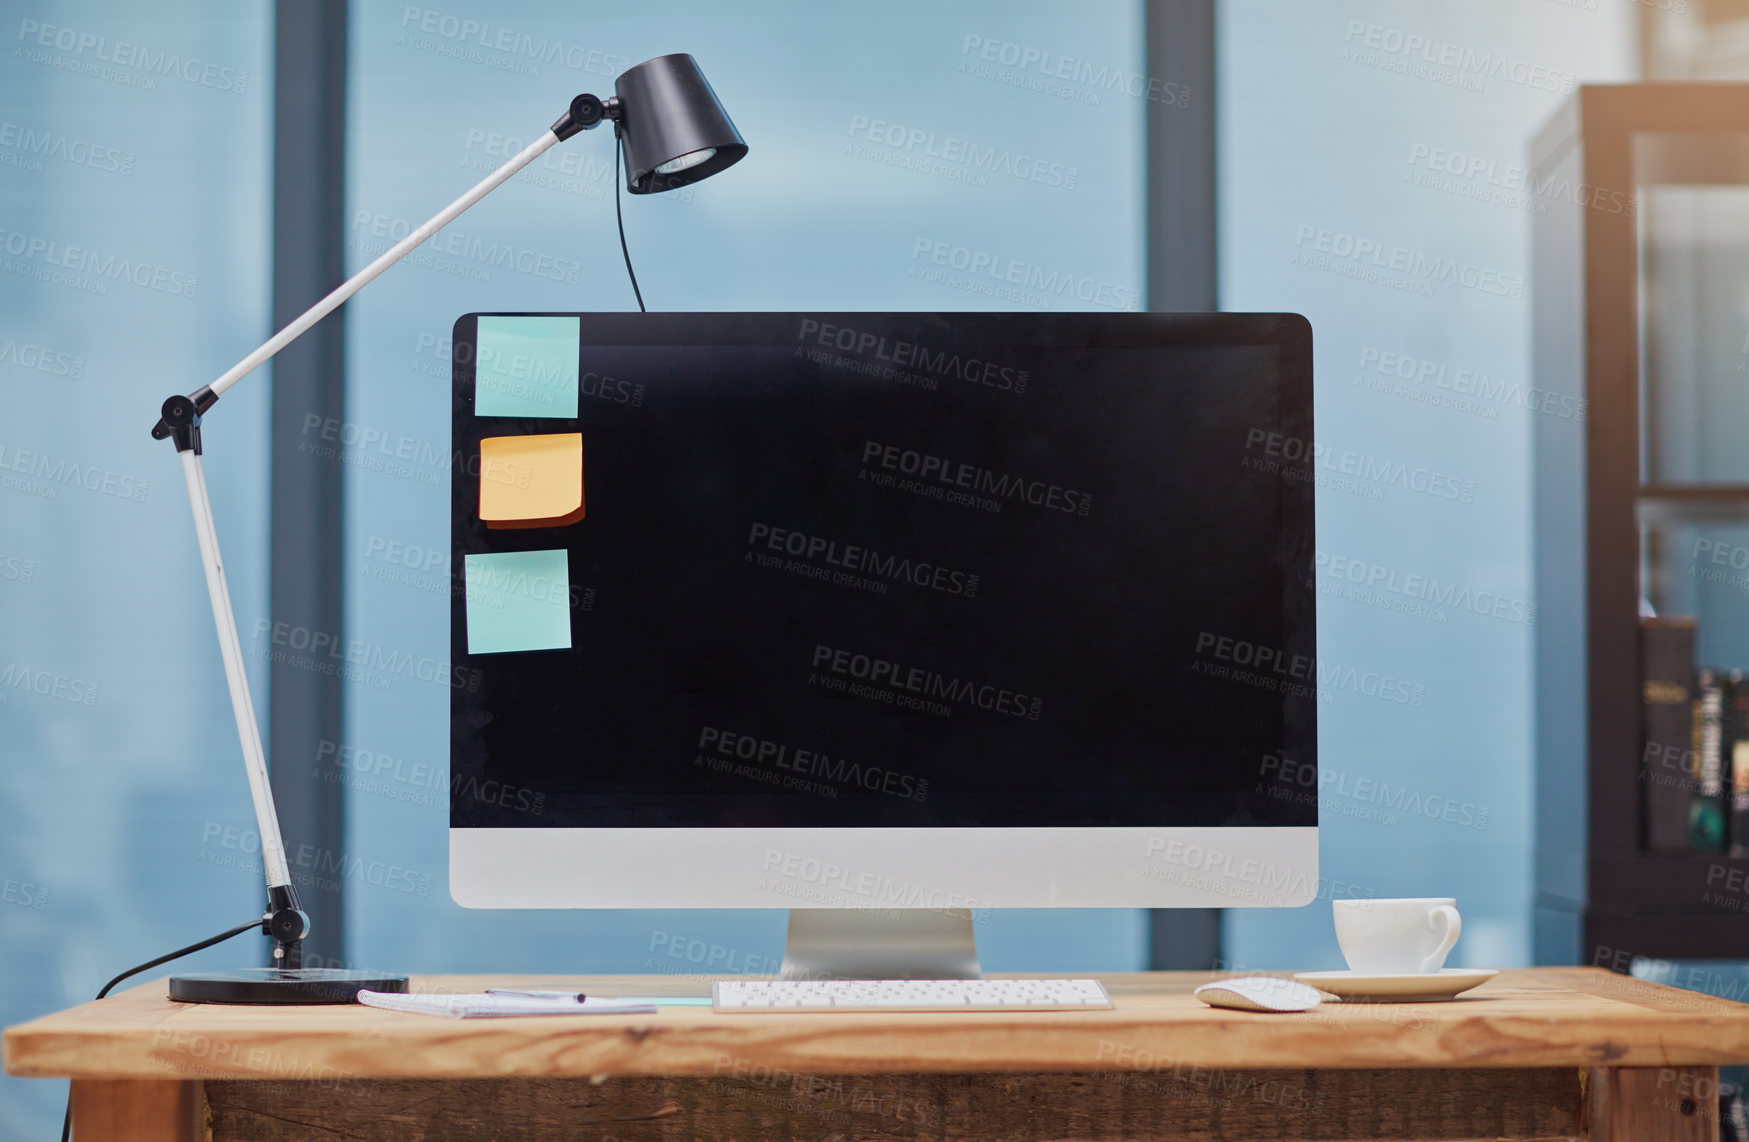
left=1292, top=968, right=1499, bottom=1002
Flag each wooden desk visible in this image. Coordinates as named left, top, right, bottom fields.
left=6, top=968, right=1747, bottom=1141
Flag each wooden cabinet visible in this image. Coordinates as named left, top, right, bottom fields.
left=1533, top=84, right=1749, bottom=968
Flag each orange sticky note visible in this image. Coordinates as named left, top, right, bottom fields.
left=479, top=433, right=585, bottom=529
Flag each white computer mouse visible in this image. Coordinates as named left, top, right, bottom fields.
left=1193, top=976, right=1323, bottom=1012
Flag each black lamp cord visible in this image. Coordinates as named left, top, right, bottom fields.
left=59, top=917, right=264, bottom=1142
left=614, top=128, right=646, bottom=313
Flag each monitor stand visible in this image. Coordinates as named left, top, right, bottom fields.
left=779, top=909, right=982, bottom=980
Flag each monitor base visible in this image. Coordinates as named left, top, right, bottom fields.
left=780, top=908, right=981, bottom=980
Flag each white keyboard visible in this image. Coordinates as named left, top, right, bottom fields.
left=711, top=978, right=1113, bottom=1012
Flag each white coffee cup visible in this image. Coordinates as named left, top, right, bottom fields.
left=1333, top=898, right=1461, bottom=975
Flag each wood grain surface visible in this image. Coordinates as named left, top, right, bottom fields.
left=1586, top=1065, right=1721, bottom=1142
left=69, top=1078, right=200, bottom=1142
left=200, top=1069, right=1588, bottom=1142
left=13, top=968, right=1749, bottom=1083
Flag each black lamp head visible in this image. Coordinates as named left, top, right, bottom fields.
left=612, top=54, right=747, bottom=194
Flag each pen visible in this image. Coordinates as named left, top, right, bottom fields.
left=485, top=988, right=586, bottom=1001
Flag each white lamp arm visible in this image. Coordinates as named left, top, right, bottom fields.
left=210, top=129, right=560, bottom=400
left=151, top=94, right=613, bottom=962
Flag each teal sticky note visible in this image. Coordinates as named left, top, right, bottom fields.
left=464, top=549, right=572, bottom=654
left=475, top=315, right=580, bottom=417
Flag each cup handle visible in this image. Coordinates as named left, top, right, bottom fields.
left=1421, top=905, right=1461, bottom=973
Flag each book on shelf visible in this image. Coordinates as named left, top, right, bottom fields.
left=1639, top=617, right=1695, bottom=852
left=1691, top=666, right=1727, bottom=850
left=1732, top=670, right=1749, bottom=857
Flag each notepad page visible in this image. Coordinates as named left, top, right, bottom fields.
left=355, top=990, right=657, bottom=1018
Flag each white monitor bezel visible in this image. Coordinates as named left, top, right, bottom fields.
left=452, top=825, right=1319, bottom=909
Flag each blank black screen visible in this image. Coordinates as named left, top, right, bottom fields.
left=451, top=312, right=1314, bottom=829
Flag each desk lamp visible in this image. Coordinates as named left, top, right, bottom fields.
left=144, top=53, right=747, bottom=1005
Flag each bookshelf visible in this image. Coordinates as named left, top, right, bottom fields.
left=1533, top=85, right=1749, bottom=969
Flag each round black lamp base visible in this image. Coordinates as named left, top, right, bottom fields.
left=168, top=969, right=409, bottom=1005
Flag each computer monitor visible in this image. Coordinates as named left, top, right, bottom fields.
left=449, top=311, right=1316, bottom=978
